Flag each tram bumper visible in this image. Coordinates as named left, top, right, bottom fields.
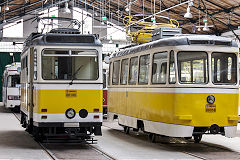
left=224, top=126, right=237, bottom=138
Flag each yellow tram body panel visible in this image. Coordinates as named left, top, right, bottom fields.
left=33, top=90, right=103, bottom=113
left=20, top=88, right=103, bottom=114
left=108, top=91, right=238, bottom=127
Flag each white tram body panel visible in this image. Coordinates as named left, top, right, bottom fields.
left=2, top=63, right=21, bottom=109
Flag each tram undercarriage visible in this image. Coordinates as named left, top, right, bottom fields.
left=20, top=111, right=102, bottom=143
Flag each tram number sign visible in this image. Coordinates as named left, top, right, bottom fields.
left=205, top=104, right=216, bottom=113
left=66, top=90, right=77, bottom=97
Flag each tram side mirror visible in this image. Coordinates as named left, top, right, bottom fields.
left=104, top=56, right=110, bottom=64
left=152, top=63, right=157, bottom=75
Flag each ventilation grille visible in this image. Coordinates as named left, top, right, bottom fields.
left=45, top=35, right=95, bottom=43
left=49, top=28, right=81, bottom=34
left=189, top=40, right=232, bottom=46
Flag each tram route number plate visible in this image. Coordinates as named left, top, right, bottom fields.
left=205, top=104, right=216, bottom=113
left=66, top=90, right=77, bottom=97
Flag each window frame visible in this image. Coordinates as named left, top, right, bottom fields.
left=120, top=58, right=129, bottom=85
left=177, top=51, right=209, bottom=84
left=112, top=60, right=120, bottom=85
left=128, top=56, right=139, bottom=85
left=169, top=50, right=176, bottom=84
left=151, top=51, right=168, bottom=85
left=41, top=49, right=100, bottom=81
left=211, top=52, right=237, bottom=85
left=138, top=54, right=150, bottom=85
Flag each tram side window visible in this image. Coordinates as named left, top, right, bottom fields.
left=169, top=51, right=176, bottom=84
left=129, top=57, right=138, bottom=85
left=178, top=51, right=208, bottom=84
left=112, top=61, right=120, bottom=85
left=152, top=52, right=167, bottom=84
left=139, top=55, right=150, bottom=84
left=212, top=52, right=237, bottom=84
left=120, top=59, right=129, bottom=85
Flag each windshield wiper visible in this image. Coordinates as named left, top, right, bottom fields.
left=69, top=65, right=83, bottom=85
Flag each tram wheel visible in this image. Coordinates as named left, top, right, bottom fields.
left=124, top=126, right=130, bottom=134
left=193, top=135, right=202, bottom=143
left=148, top=133, right=156, bottom=143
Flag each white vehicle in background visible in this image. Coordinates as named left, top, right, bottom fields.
left=2, top=62, right=21, bottom=111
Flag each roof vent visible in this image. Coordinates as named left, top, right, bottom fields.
left=152, top=28, right=182, bottom=41
left=49, top=28, right=80, bottom=34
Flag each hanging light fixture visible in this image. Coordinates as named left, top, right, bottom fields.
left=202, top=23, right=209, bottom=31
left=5, top=0, right=9, bottom=11
left=184, top=6, right=192, bottom=18
left=63, top=2, right=71, bottom=13
left=109, top=36, right=113, bottom=43
left=184, top=0, right=193, bottom=18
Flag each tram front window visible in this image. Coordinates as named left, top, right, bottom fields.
left=8, top=75, right=20, bottom=87
left=212, top=52, right=237, bottom=84
left=178, top=51, right=208, bottom=84
left=42, top=50, right=99, bottom=80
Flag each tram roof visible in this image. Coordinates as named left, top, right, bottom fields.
left=112, top=35, right=238, bottom=58
left=23, top=29, right=102, bottom=52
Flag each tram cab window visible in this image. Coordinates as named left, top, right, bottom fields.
left=112, top=60, right=120, bottom=85
left=8, top=75, right=20, bottom=87
left=42, top=50, right=99, bottom=80
left=120, top=59, right=129, bottom=85
left=129, top=57, right=138, bottom=85
left=212, top=52, right=237, bottom=84
left=152, top=52, right=167, bottom=84
left=178, top=51, right=208, bottom=84
left=139, top=55, right=150, bottom=84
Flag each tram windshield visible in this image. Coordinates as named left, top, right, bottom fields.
left=212, top=52, right=237, bottom=84
left=8, top=75, right=20, bottom=87
left=42, top=49, right=99, bottom=80
left=178, top=51, right=208, bottom=84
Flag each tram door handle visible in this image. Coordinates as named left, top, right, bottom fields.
left=126, top=91, right=128, bottom=97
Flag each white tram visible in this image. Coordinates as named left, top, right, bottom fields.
left=108, top=35, right=239, bottom=143
left=2, top=62, right=21, bottom=110
left=20, top=20, right=103, bottom=141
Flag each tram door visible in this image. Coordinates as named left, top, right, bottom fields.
left=28, top=47, right=34, bottom=130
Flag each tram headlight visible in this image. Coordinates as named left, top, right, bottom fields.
left=79, top=109, right=88, bottom=118
left=207, top=95, right=215, bottom=104
left=65, top=108, right=76, bottom=119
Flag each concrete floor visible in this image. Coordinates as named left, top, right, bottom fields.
left=0, top=106, right=51, bottom=159
left=99, top=120, right=240, bottom=160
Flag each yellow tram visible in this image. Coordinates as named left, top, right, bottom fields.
left=20, top=26, right=103, bottom=141
left=108, top=35, right=239, bottom=143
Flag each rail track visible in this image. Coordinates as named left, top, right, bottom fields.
left=12, top=112, right=114, bottom=160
